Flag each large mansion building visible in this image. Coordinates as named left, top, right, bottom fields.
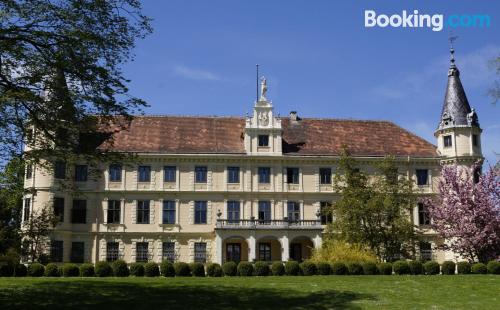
left=22, top=49, right=483, bottom=264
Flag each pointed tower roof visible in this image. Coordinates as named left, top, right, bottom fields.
left=437, top=45, right=479, bottom=130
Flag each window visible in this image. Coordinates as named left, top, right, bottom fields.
left=195, top=166, right=207, bottom=183
left=23, top=198, right=31, bottom=221
left=138, top=165, right=151, bottom=182
left=137, top=200, right=150, bottom=224
left=74, top=165, right=88, bottom=182
left=194, top=201, right=207, bottom=224
left=290, top=243, right=302, bottom=262
left=418, top=203, right=430, bottom=225
left=227, top=167, right=240, bottom=183
left=258, top=243, right=271, bottom=261
left=107, top=200, right=121, bottom=224
left=443, top=135, right=452, bottom=147
left=227, top=201, right=240, bottom=223
left=70, top=242, right=84, bottom=263
left=319, top=168, right=331, bottom=184
left=473, top=167, right=481, bottom=184
left=54, top=160, right=66, bottom=179
left=109, top=164, right=122, bottom=182
left=286, top=168, right=299, bottom=184
left=416, top=169, right=429, bottom=186
left=258, top=167, right=271, bottom=184
left=226, top=243, right=241, bottom=263
left=106, top=242, right=119, bottom=262
left=194, top=242, right=207, bottom=263
left=320, top=201, right=333, bottom=225
left=287, top=201, right=300, bottom=221
left=50, top=240, right=63, bottom=262
left=54, top=197, right=64, bottom=222
left=258, top=201, right=271, bottom=223
left=71, top=199, right=87, bottom=224
left=136, top=242, right=149, bottom=262
left=420, top=242, right=432, bottom=261
left=472, top=134, right=478, bottom=147
left=164, top=166, right=176, bottom=182
left=162, top=242, right=176, bottom=262
left=55, top=127, right=68, bottom=147
left=162, top=200, right=176, bottom=224
left=258, top=135, right=269, bottom=147
left=26, top=165, right=33, bottom=179
left=385, top=167, right=398, bottom=185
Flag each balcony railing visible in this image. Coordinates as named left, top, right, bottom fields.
left=216, top=218, right=322, bottom=230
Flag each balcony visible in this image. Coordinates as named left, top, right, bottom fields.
left=215, top=218, right=322, bottom=230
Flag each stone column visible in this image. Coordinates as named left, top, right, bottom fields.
left=313, top=233, right=322, bottom=249
left=280, top=235, right=289, bottom=262
left=215, top=233, right=222, bottom=264
left=248, top=235, right=256, bottom=262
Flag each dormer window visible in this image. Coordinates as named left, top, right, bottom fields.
left=258, top=135, right=269, bottom=147
left=443, top=135, right=452, bottom=148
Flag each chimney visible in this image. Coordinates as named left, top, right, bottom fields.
left=289, top=111, right=298, bottom=121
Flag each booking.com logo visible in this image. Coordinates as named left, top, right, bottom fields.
left=365, top=10, right=491, bottom=32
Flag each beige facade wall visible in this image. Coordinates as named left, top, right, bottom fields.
left=23, top=153, right=451, bottom=264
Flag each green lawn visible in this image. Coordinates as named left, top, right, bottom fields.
left=0, top=275, right=498, bottom=310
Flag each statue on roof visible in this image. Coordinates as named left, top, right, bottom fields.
left=260, top=76, right=267, bottom=101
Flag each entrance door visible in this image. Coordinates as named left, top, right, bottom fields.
left=226, top=243, right=241, bottom=263
left=290, top=243, right=302, bottom=262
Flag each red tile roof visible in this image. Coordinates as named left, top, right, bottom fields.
left=98, top=116, right=437, bottom=157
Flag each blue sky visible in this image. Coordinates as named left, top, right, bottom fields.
left=124, top=0, right=499, bottom=165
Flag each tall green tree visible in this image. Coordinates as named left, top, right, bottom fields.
left=0, top=0, right=152, bottom=165
left=327, top=149, right=420, bottom=261
left=0, top=157, right=24, bottom=255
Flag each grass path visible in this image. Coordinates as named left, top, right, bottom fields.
left=0, top=275, right=498, bottom=309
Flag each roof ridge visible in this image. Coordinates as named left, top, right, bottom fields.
left=130, top=114, right=397, bottom=123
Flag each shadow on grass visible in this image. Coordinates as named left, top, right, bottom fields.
left=0, top=279, right=375, bottom=310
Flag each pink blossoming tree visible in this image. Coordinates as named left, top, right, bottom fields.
left=423, top=163, right=500, bottom=263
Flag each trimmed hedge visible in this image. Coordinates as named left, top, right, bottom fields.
left=79, top=263, right=95, bottom=277
left=144, top=262, right=160, bottom=277
left=487, top=261, right=500, bottom=274
left=45, top=263, right=60, bottom=277
left=222, top=261, right=237, bottom=276
left=0, top=263, right=14, bottom=277
left=112, top=260, right=129, bottom=277
left=317, top=262, right=331, bottom=275
left=271, top=261, right=285, bottom=276
left=377, top=262, right=393, bottom=275
left=441, top=261, right=456, bottom=275
left=471, top=263, right=487, bottom=274
left=160, top=261, right=175, bottom=277
left=457, top=262, right=471, bottom=274
left=347, top=262, right=363, bottom=275
left=285, top=261, right=300, bottom=276
left=95, top=261, right=112, bottom=277
left=424, top=261, right=440, bottom=275
left=331, top=262, right=348, bottom=275
left=14, top=264, right=27, bottom=277
left=393, top=260, right=410, bottom=275
left=408, top=261, right=423, bottom=275
left=206, top=263, right=222, bottom=277
left=130, top=263, right=145, bottom=277
left=300, top=261, right=317, bottom=276
left=190, top=262, right=205, bottom=277
left=237, top=262, right=254, bottom=276
left=174, top=262, right=191, bottom=277
left=28, top=263, right=45, bottom=277
left=62, top=263, right=80, bottom=277
left=254, top=261, right=270, bottom=276
left=362, top=262, right=378, bottom=275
